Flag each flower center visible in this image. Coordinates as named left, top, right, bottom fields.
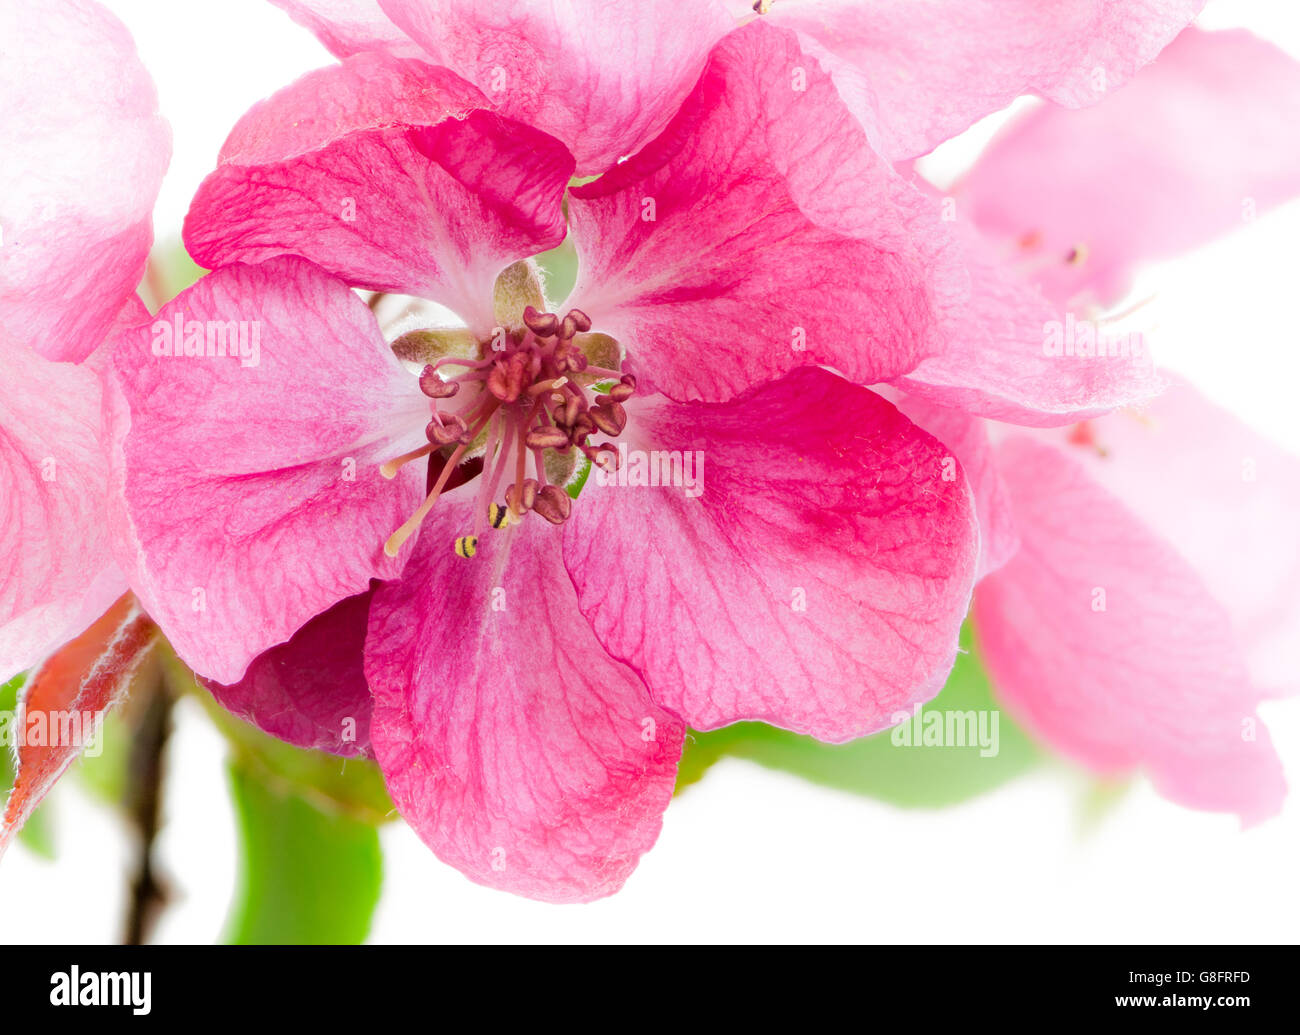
left=379, top=306, right=635, bottom=559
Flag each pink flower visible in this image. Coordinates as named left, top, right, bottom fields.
left=905, top=28, right=1300, bottom=824
left=0, top=0, right=170, bottom=682
left=115, top=22, right=982, bottom=899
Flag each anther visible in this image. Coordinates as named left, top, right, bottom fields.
left=523, top=306, right=559, bottom=337
left=559, top=393, right=582, bottom=428
left=566, top=350, right=589, bottom=373
left=427, top=414, right=469, bottom=445
left=488, top=353, right=529, bottom=403
left=454, top=535, right=478, bottom=559
left=532, top=484, right=572, bottom=525
left=525, top=425, right=570, bottom=450
left=506, top=478, right=539, bottom=513
left=590, top=399, right=627, bottom=436
left=420, top=366, right=460, bottom=398
left=592, top=443, right=620, bottom=472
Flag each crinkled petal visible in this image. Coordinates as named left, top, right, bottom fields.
left=890, top=393, right=1019, bottom=579
left=1058, top=381, right=1300, bottom=697
left=962, top=28, right=1300, bottom=307
left=202, top=589, right=375, bottom=758
left=0, top=0, right=170, bottom=362
left=183, top=53, right=573, bottom=332
left=566, top=20, right=963, bottom=404
left=749, top=0, right=1203, bottom=161
left=111, top=257, right=428, bottom=684
left=974, top=435, right=1285, bottom=824
left=895, top=212, right=1160, bottom=425
left=564, top=369, right=979, bottom=742
left=367, top=503, right=683, bottom=903
left=378, top=0, right=734, bottom=174
left=268, top=0, right=423, bottom=57
left=0, top=340, right=123, bottom=681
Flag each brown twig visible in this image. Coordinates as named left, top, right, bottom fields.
left=122, top=674, right=174, bottom=945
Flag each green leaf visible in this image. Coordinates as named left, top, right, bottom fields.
left=157, top=650, right=392, bottom=943
left=0, top=673, right=56, bottom=858
left=676, top=624, right=1041, bottom=808
left=224, top=758, right=383, bottom=945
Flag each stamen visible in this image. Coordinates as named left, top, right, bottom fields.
left=384, top=406, right=495, bottom=556
left=381, top=305, right=637, bottom=545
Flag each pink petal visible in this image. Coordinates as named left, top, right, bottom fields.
left=566, top=20, right=964, bottom=404
left=890, top=393, right=1019, bottom=579
left=0, top=340, right=124, bottom=681
left=378, top=0, right=735, bottom=174
left=111, top=257, right=428, bottom=685
left=974, top=435, right=1285, bottom=824
left=1055, top=381, right=1300, bottom=697
left=183, top=53, right=573, bottom=331
left=202, top=589, right=375, bottom=758
left=754, top=0, right=1203, bottom=161
left=962, top=28, right=1300, bottom=308
left=1, top=594, right=159, bottom=858
left=564, top=369, right=979, bottom=742
left=894, top=212, right=1160, bottom=425
left=0, top=0, right=170, bottom=362
left=367, top=503, right=683, bottom=903
left=268, top=0, right=422, bottom=57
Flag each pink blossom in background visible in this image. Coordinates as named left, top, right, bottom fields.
left=0, top=0, right=170, bottom=682
left=904, top=27, right=1300, bottom=823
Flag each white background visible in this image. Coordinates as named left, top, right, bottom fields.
left=4, top=0, right=1300, bottom=943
